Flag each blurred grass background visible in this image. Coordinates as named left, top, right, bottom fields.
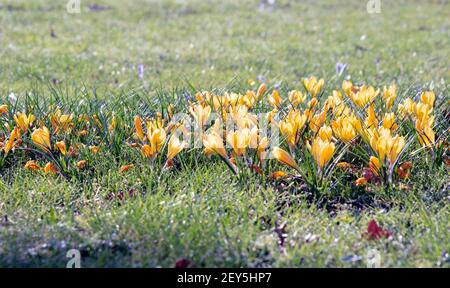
left=1, top=0, right=449, bottom=92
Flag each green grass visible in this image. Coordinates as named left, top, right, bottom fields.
left=0, top=0, right=449, bottom=267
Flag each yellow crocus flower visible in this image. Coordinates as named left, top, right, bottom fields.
left=415, top=117, right=435, bottom=148
left=420, top=91, right=435, bottom=107
left=24, top=160, right=41, bottom=171
left=43, top=162, right=58, bottom=174
left=309, top=110, right=327, bottom=133
left=226, top=129, right=250, bottom=157
left=303, top=76, right=324, bottom=97
left=268, top=90, right=282, bottom=108
left=288, top=90, right=305, bottom=107
left=76, top=160, right=87, bottom=169
left=415, top=102, right=433, bottom=121
left=365, top=104, right=378, bottom=129
left=243, top=91, right=257, bottom=108
left=331, top=115, right=360, bottom=143
left=324, top=90, right=343, bottom=111
left=256, top=83, right=267, bottom=100
left=141, top=128, right=166, bottom=158
left=14, top=112, right=35, bottom=133
left=89, top=145, right=100, bottom=154
left=347, top=85, right=379, bottom=108
left=141, top=144, right=153, bottom=158
left=417, top=126, right=435, bottom=148
left=167, top=135, right=186, bottom=161
left=55, top=141, right=67, bottom=155
left=51, top=109, right=73, bottom=134
left=257, top=136, right=269, bottom=161
left=369, top=127, right=405, bottom=166
left=382, top=112, right=397, bottom=131
left=134, top=116, right=146, bottom=141
left=311, top=137, right=335, bottom=169
left=272, top=147, right=299, bottom=170
left=203, top=132, right=227, bottom=159
left=317, top=125, right=332, bottom=142
left=342, top=80, right=355, bottom=97
left=189, top=104, right=211, bottom=128
left=383, top=84, right=397, bottom=110
left=369, top=156, right=381, bottom=175
left=279, top=120, right=296, bottom=147
left=388, top=136, right=405, bottom=165
left=0, top=104, right=7, bottom=114
left=3, top=126, right=21, bottom=156
left=398, top=98, right=416, bottom=117
left=266, top=108, right=278, bottom=124
left=279, top=110, right=307, bottom=147
left=31, top=126, right=52, bottom=153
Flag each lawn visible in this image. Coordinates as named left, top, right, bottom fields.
left=0, top=0, right=449, bottom=267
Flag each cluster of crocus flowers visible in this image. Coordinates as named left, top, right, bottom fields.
left=266, top=78, right=438, bottom=188
left=0, top=78, right=445, bottom=191
left=303, top=76, right=325, bottom=97
left=279, top=110, right=307, bottom=148
left=343, top=80, right=379, bottom=109
left=331, top=114, right=361, bottom=143
left=397, top=91, right=436, bottom=148
left=14, top=112, right=35, bottom=133
left=133, top=115, right=186, bottom=165
left=134, top=116, right=167, bottom=159
left=367, top=126, right=405, bottom=169
left=270, top=78, right=338, bottom=178
left=186, top=85, right=271, bottom=175
left=24, top=160, right=58, bottom=174
left=415, top=92, right=435, bottom=147
left=51, top=108, right=74, bottom=134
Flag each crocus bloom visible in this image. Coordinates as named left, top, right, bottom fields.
left=331, top=115, right=360, bottom=143
left=256, top=83, right=267, bottom=100
left=134, top=116, right=146, bottom=141
left=272, top=147, right=299, bottom=170
left=89, top=146, right=100, bottom=154
left=303, top=76, right=324, bottom=97
left=4, top=126, right=20, bottom=156
left=189, top=104, right=211, bottom=129
left=167, top=135, right=186, bottom=161
left=382, top=113, right=397, bottom=131
left=0, top=104, right=7, bottom=114
left=383, top=84, right=397, bottom=110
left=55, top=141, right=67, bottom=155
left=226, top=129, right=250, bottom=157
left=43, top=162, right=58, bottom=174
left=203, top=132, right=227, bottom=159
left=317, top=125, right=333, bottom=142
left=268, top=90, right=282, bottom=107
left=14, top=112, right=35, bottom=133
left=311, top=137, right=335, bottom=169
left=369, top=156, right=381, bottom=175
left=31, top=127, right=52, bottom=153
left=420, top=91, right=435, bottom=107
left=24, top=160, right=41, bottom=171
left=76, top=160, right=87, bottom=169
left=119, top=164, right=134, bottom=173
